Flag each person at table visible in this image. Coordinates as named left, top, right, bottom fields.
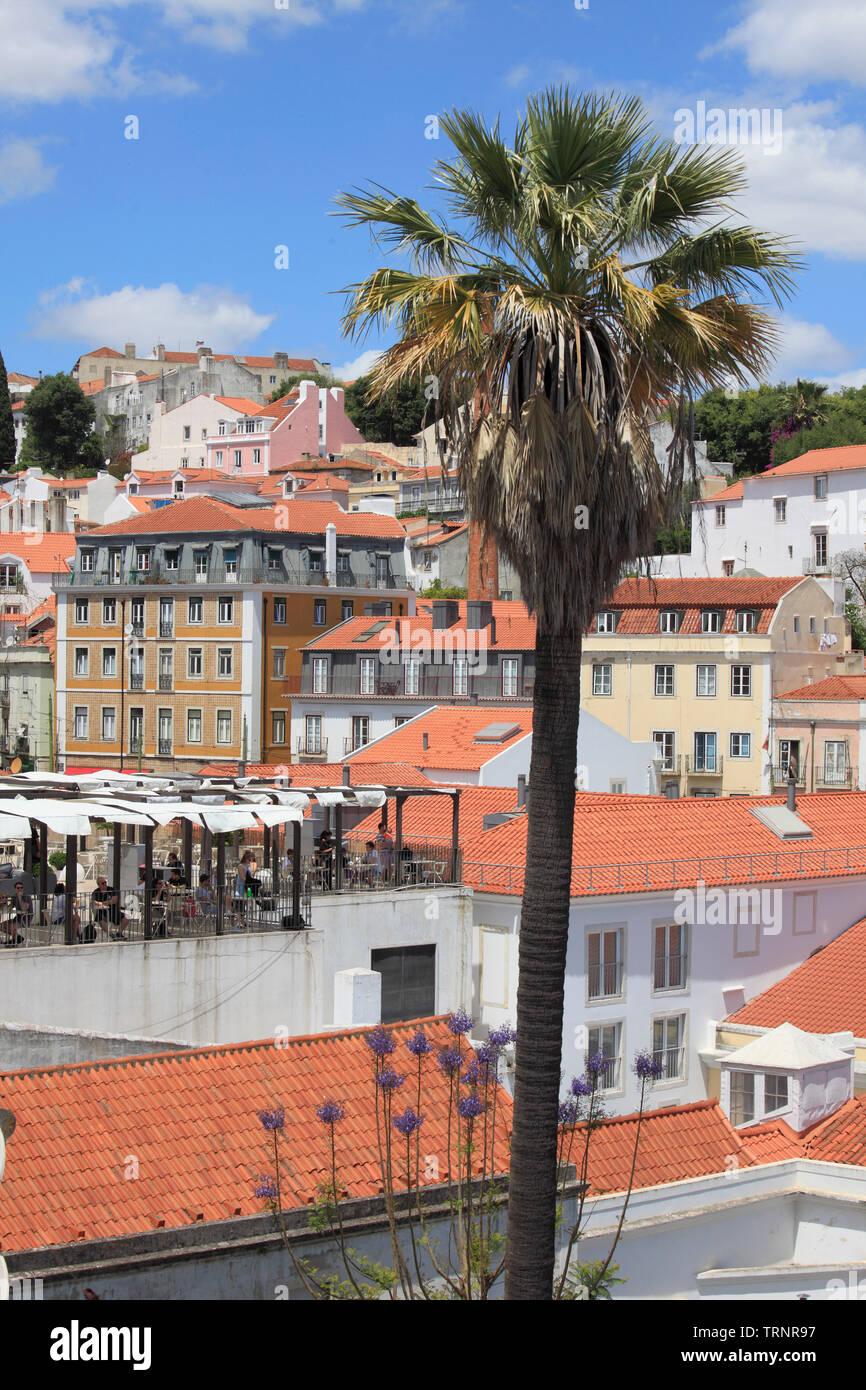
left=51, top=882, right=82, bottom=938
left=361, top=841, right=381, bottom=884
left=376, top=822, right=395, bottom=879
left=195, top=873, right=216, bottom=916
left=316, top=830, right=335, bottom=887
left=1, top=881, right=31, bottom=945
left=166, top=852, right=187, bottom=885
left=91, top=877, right=129, bottom=941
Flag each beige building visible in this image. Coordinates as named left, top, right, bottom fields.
left=582, top=577, right=862, bottom=797
left=72, top=344, right=331, bottom=399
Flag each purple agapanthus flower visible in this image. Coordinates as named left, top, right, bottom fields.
left=365, top=1024, right=396, bottom=1058
left=436, top=1046, right=463, bottom=1076
left=458, top=1095, right=485, bottom=1120
left=488, top=1023, right=516, bottom=1048
left=475, top=1043, right=500, bottom=1070
left=570, top=1076, right=593, bottom=1098
left=392, top=1107, right=423, bottom=1136
left=258, top=1107, right=285, bottom=1132
left=447, top=1009, right=473, bottom=1036
left=461, top=1058, right=486, bottom=1087
left=634, top=1050, right=664, bottom=1082
left=585, top=1051, right=610, bottom=1080
left=558, top=1099, right=580, bottom=1126
left=376, top=1069, right=406, bottom=1092
left=316, top=1099, right=345, bottom=1125
left=253, top=1174, right=278, bottom=1200
left=406, top=1029, right=433, bottom=1058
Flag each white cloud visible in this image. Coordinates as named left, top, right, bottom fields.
left=0, top=137, right=57, bottom=203
left=768, top=316, right=855, bottom=379
left=32, top=281, right=275, bottom=347
left=711, top=0, right=866, bottom=84
left=504, top=64, right=532, bottom=89
left=331, top=348, right=383, bottom=381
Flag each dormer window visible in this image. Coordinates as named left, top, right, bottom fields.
left=735, top=609, right=757, bottom=633
left=596, top=611, right=617, bottom=634
left=218, top=421, right=226, bottom=436
left=80, top=550, right=94, bottom=572
left=729, top=1071, right=755, bottom=1126
left=658, top=610, right=682, bottom=633
left=765, top=1074, right=788, bottom=1113
left=700, top=610, right=722, bottom=633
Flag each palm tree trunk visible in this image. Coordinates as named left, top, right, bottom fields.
left=504, top=626, right=581, bottom=1300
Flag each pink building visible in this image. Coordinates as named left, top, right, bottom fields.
left=205, top=380, right=365, bottom=476
left=772, top=673, right=866, bottom=792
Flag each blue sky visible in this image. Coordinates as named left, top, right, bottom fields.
left=1, top=0, right=865, bottom=387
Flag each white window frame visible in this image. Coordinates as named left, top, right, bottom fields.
left=654, top=664, right=675, bottom=697
left=216, top=709, right=233, bottom=745
left=731, top=664, right=752, bottom=697
left=695, top=664, right=716, bottom=697
left=592, top=662, right=612, bottom=696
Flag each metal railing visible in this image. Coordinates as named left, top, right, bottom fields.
left=53, top=565, right=412, bottom=591
left=814, top=765, right=855, bottom=789
left=771, top=764, right=806, bottom=787
left=129, top=672, right=144, bottom=690
left=655, top=753, right=682, bottom=775
left=294, top=670, right=534, bottom=700
left=802, top=557, right=830, bottom=575
left=652, top=1046, right=685, bottom=1082
left=653, top=953, right=688, bottom=990
left=159, top=621, right=174, bottom=638
left=685, top=753, right=724, bottom=776
left=157, top=739, right=173, bottom=755
left=344, top=736, right=370, bottom=754
left=296, top=737, right=328, bottom=759
left=158, top=673, right=173, bottom=690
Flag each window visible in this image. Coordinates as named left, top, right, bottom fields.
left=101, top=707, right=116, bottom=741
left=218, top=596, right=234, bottom=624
left=188, top=648, right=203, bottom=677
left=74, top=706, right=89, bottom=739
left=224, top=548, right=238, bottom=577
left=658, top=610, right=681, bottom=633
left=267, top=548, right=281, bottom=571
left=773, top=497, right=787, bottom=524
left=596, top=611, right=617, bottom=633
left=700, top=610, right=721, bottom=633
left=216, top=647, right=233, bottom=678
left=336, top=552, right=351, bottom=573
left=779, top=739, right=801, bottom=780
left=652, top=1014, right=685, bottom=1081
left=271, top=712, right=286, bottom=745
left=135, top=548, right=150, bottom=572
left=731, top=664, right=751, bottom=697
left=502, top=657, right=519, bottom=698
left=586, top=1024, right=622, bottom=1091
left=341, top=600, right=354, bottom=621
left=188, top=597, right=203, bottom=624
left=592, top=663, right=612, bottom=696
left=187, top=709, right=202, bottom=744
left=273, top=598, right=286, bottom=624
left=102, top=647, right=117, bottom=677
left=695, top=664, right=716, bottom=697
left=233, top=450, right=242, bottom=469
left=193, top=550, right=208, bottom=577
left=312, top=657, right=328, bottom=694
left=74, top=598, right=89, bottom=624
left=103, top=598, right=116, bottom=624
left=216, top=709, right=232, bottom=744
left=313, top=599, right=327, bottom=626
left=824, top=740, right=848, bottom=785
left=305, top=715, right=323, bottom=753
left=452, top=656, right=468, bottom=696
left=809, top=615, right=816, bottom=635
left=352, top=715, right=370, bottom=749
left=730, top=1070, right=755, bottom=1126
left=110, top=551, right=123, bottom=582
left=215, top=450, right=224, bottom=468
left=653, top=923, right=687, bottom=990
left=714, top=505, right=726, bottom=528
left=587, top=929, right=623, bottom=999
left=74, top=647, right=89, bottom=677
left=308, top=549, right=323, bottom=573
left=360, top=656, right=376, bottom=694
left=722, top=560, right=734, bottom=577
left=765, top=1074, right=788, bottom=1113
left=80, top=550, right=94, bottom=572
left=371, top=944, right=436, bottom=1024
left=252, top=448, right=261, bottom=466
left=654, top=664, right=674, bottom=696
left=730, top=732, right=751, bottom=759
left=404, top=655, right=421, bottom=695
left=814, top=475, right=827, bottom=500
left=272, top=649, right=285, bottom=678
left=793, top=615, right=800, bottom=634
left=814, top=532, right=828, bottom=568
left=165, top=550, right=179, bottom=571
left=735, top=609, right=756, bottom=633
left=129, top=708, right=144, bottom=752
left=158, top=708, right=173, bottom=752
left=609, top=780, right=626, bottom=794
left=395, top=716, right=410, bottom=727
left=653, top=731, right=675, bottom=771
left=693, top=731, right=718, bottom=772
left=183, top=425, right=191, bottom=440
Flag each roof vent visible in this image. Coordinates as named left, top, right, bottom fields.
left=432, top=599, right=460, bottom=629
left=466, top=599, right=493, bottom=630
left=474, top=722, right=521, bottom=743
left=422, top=732, right=429, bottom=751
left=749, top=806, right=813, bottom=840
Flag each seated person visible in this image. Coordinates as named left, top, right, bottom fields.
left=195, top=873, right=216, bottom=914
left=361, top=841, right=381, bottom=881
left=51, top=882, right=82, bottom=938
left=1, top=881, right=31, bottom=944
left=166, top=852, right=187, bottom=886
left=90, top=878, right=129, bottom=941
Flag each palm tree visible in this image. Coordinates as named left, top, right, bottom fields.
left=777, top=377, right=829, bottom=434
left=335, top=87, right=799, bottom=1300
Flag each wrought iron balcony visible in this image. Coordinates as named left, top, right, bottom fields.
left=129, top=736, right=143, bottom=753
left=158, top=738, right=173, bottom=755
left=129, top=671, right=144, bottom=691
left=802, top=556, right=830, bottom=575
left=296, top=669, right=534, bottom=700
left=654, top=753, right=682, bottom=775
left=771, top=764, right=806, bottom=788
left=158, top=673, right=173, bottom=691
left=814, top=764, right=855, bottom=789
left=296, top=737, right=328, bottom=760
left=685, top=753, right=724, bottom=776
left=159, top=621, right=174, bottom=638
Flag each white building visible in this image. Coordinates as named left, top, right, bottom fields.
left=128, top=394, right=263, bottom=473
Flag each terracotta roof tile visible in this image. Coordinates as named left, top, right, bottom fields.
left=764, top=446, right=866, bottom=478
left=0, top=1017, right=511, bottom=1253
left=604, top=577, right=800, bottom=635
left=305, top=602, right=537, bottom=652
left=0, top=533, right=77, bottom=571
left=196, top=761, right=433, bottom=787
left=729, top=913, right=866, bottom=1036
left=699, top=479, right=743, bottom=503
left=348, top=706, right=532, bottom=772
left=776, top=675, right=866, bottom=701
left=88, top=498, right=406, bottom=539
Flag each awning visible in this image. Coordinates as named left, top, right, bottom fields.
left=9, top=798, right=92, bottom=836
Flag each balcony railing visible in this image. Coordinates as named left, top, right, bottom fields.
left=129, top=672, right=144, bottom=691
left=802, top=556, right=830, bottom=575
left=53, top=564, right=411, bottom=591
left=685, top=753, right=723, bottom=776
left=158, top=673, right=173, bottom=691
left=587, top=961, right=623, bottom=999
left=814, top=764, right=855, bottom=789
left=296, top=737, right=328, bottom=759
left=343, top=736, right=371, bottom=754
left=158, top=738, right=173, bottom=755
left=159, top=621, right=174, bottom=639
left=652, top=1046, right=685, bottom=1082
left=771, top=764, right=806, bottom=788
left=130, top=621, right=144, bottom=636
left=294, top=670, right=534, bottom=700
left=655, top=753, right=682, bottom=776
left=130, top=736, right=142, bottom=753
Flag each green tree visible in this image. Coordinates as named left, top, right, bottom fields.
left=336, top=87, right=798, bottom=1298
left=343, top=373, right=428, bottom=445
left=0, top=350, right=16, bottom=468
left=694, top=383, right=787, bottom=474
left=269, top=372, right=336, bottom=401
left=21, top=373, right=99, bottom=474
left=777, top=378, right=829, bottom=434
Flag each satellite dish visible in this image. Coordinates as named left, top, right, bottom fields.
left=3, top=637, right=14, bottom=647
left=10, top=758, right=21, bottom=774
left=124, top=623, right=134, bottom=636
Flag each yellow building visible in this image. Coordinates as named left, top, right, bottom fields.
left=582, top=577, right=860, bottom=797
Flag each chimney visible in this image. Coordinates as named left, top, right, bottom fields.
left=198, top=345, right=213, bottom=357
left=156, top=343, right=165, bottom=361
left=422, top=732, right=429, bottom=751
left=342, top=765, right=351, bottom=786
left=124, top=343, right=136, bottom=359
left=274, top=352, right=289, bottom=371
left=333, top=968, right=382, bottom=1029
left=466, top=599, right=493, bottom=630
left=516, top=774, right=527, bottom=810
left=432, top=599, right=459, bottom=629
left=787, top=771, right=797, bottom=812
left=467, top=520, right=498, bottom=602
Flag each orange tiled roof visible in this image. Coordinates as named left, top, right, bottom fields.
left=0, top=533, right=77, bottom=571
left=88, top=497, right=407, bottom=540
left=78, top=380, right=105, bottom=395
left=305, top=601, right=537, bottom=652
left=295, top=474, right=351, bottom=493
left=764, top=446, right=866, bottom=478
left=0, top=1017, right=512, bottom=1253
left=729, top=913, right=866, bottom=1037
left=348, top=706, right=532, bottom=772
left=699, top=478, right=743, bottom=503
left=603, top=577, right=800, bottom=635
left=213, top=397, right=263, bottom=413
left=196, top=761, right=434, bottom=786
left=776, top=675, right=866, bottom=701
left=82, top=346, right=124, bottom=359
